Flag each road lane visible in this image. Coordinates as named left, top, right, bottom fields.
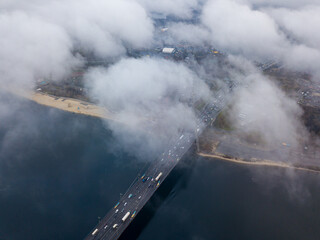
left=85, top=98, right=225, bottom=240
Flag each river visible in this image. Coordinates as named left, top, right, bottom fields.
left=0, top=94, right=319, bottom=240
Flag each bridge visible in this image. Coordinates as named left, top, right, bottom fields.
left=84, top=98, right=224, bottom=240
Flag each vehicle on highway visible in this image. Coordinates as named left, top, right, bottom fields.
left=91, top=229, right=99, bottom=236
left=84, top=101, right=223, bottom=240
left=122, top=212, right=131, bottom=222
left=155, top=172, right=163, bottom=181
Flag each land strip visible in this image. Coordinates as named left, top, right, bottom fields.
left=198, top=152, right=320, bottom=173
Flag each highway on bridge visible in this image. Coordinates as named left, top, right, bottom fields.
left=85, top=98, right=224, bottom=240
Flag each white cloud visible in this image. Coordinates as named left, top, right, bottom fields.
left=200, top=0, right=320, bottom=78
left=230, top=72, right=304, bottom=147
left=0, top=0, right=155, bottom=89
left=0, top=11, right=79, bottom=89
left=165, top=23, right=210, bottom=46
left=85, top=57, right=212, bottom=156
left=30, top=0, right=154, bottom=57
left=137, top=0, right=202, bottom=19
left=267, top=6, right=320, bottom=50
left=201, top=0, right=288, bottom=60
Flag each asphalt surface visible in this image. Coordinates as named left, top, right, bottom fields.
left=84, top=100, right=224, bottom=240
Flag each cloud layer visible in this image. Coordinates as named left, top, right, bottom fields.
left=163, top=0, right=320, bottom=78
left=0, top=0, right=318, bottom=160
left=0, top=0, right=154, bottom=88
left=228, top=60, right=305, bottom=148
left=85, top=57, right=212, bottom=157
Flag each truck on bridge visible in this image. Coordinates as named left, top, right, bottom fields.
left=122, top=212, right=131, bottom=222
left=155, top=172, right=163, bottom=181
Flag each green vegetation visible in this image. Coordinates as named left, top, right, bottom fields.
left=194, top=99, right=206, bottom=112
left=302, top=105, right=320, bottom=135
left=239, top=131, right=267, bottom=147
left=214, top=111, right=234, bottom=131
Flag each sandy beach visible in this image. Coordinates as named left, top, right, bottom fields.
left=198, top=152, right=320, bottom=173
left=3, top=87, right=116, bottom=121
left=29, top=92, right=115, bottom=120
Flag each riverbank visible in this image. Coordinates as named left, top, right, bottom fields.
left=198, top=152, right=320, bottom=173
left=6, top=88, right=320, bottom=174
left=4, top=88, right=115, bottom=121
left=30, top=92, right=114, bottom=120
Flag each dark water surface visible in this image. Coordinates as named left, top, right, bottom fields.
left=0, top=95, right=320, bottom=240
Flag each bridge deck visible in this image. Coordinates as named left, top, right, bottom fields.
left=85, top=103, right=221, bottom=240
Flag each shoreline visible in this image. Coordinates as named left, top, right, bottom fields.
left=6, top=88, right=320, bottom=174
left=30, top=92, right=114, bottom=120
left=8, top=89, right=116, bottom=121
left=198, top=152, right=320, bottom=174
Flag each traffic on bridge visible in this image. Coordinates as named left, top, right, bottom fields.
left=85, top=95, right=225, bottom=240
